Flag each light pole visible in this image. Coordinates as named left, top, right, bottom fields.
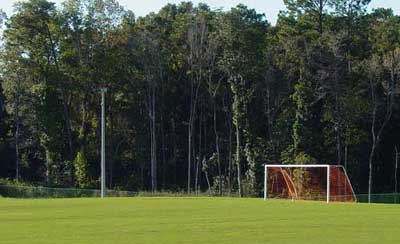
left=100, top=88, right=107, bottom=198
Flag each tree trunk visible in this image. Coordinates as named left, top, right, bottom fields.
left=333, top=48, right=343, bottom=165
left=186, top=17, right=206, bottom=194
left=368, top=76, right=377, bottom=204
left=195, top=157, right=200, bottom=194
left=236, top=121, right=242, bottom=197
left=335, top=91, right=342, bottom=165
left=367, top=55, right=395, bottom=203
left=188, top=121, right=192, bottom=193
left=187, top=80, right=194, bottom=194
left=266, top=85, right=273, bottom=142
left=171, top=117, right=177, bottom=186
left=228, top=112, right=233, bottom=196
left=204, top=168, right=211, bottom=195
left=14, top=96, right=20, bottom=182
left=213, top=100, right=222, bottom=195
left=368, top=142, right=376, bottom=203
left=202, top=108, right=207, bottom=192
left=108, top=93, right=114, bottom=189
left=80, top=96, right=89, bottom=153
left=45, top=26, right=74, bottom=183
left=395, top=146, right=398, bottom=194
left=161, top=77, right=167, bottom=190
left=161, top=112, right=166, bottom=190
left=265, top=85, right=279, bottom=163
left=150, top=86, right=157, bottom=192
left=195, top=101, right=202, bottom=194
left=187, top=79, right=200, bottom=194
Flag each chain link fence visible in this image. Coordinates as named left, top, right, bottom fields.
left=0, top=185, right=138, bottom=198
left=0, top=184, right=236, bottom=199
left=355, top=194, right=400, bottom=204
left=1, top=184, right=400, bottom=204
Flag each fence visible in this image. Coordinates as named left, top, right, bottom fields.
left=356, top=193, right=400, bottom=204
left=0, top=185, right=137, bottom=198
left=0, top=185, right=236, bottom=199
left=1, top=184, right=400, bottom=204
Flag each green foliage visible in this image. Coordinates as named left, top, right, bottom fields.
left=292, top=168, right=312, bottom=195
left=0, top=0, right=399, bottom=196
left=73, top=151, right=90, bottom=188
left=291, top=78, right=315, bottom=152
left=288, top=75, right=320, bottom=164
left=294, top=152, right=317, bottom=164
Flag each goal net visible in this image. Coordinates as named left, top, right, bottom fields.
left=264, top=165, right=356, bottom=203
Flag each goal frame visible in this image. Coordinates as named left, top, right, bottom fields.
left=264, top=164, right=355, bottom=203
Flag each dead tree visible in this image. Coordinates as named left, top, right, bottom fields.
left=367, top=53, right=396, bottom=203
left=186, top=14, right=208, bottom=193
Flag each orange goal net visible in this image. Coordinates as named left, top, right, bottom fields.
left=264, top=165, right=356, bottom=203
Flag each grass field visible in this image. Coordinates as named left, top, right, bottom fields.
left=0, top=197, right=399, bottom=244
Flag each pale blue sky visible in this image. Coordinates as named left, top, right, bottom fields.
left=1, top=0, right=400, bottom=25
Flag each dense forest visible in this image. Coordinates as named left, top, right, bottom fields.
left=0, top=0, right=399, bottom=197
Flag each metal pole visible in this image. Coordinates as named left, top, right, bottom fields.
left=264, top=166, right=268, bottom=201
left=327, top=166, right=330, bottom=204
left=100, top=88, right=107, bottom=198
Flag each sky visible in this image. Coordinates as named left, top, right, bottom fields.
left=1, top=0, right=400, bottom=25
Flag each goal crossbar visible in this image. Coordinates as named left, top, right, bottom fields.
left=264, top=164, right=331, bottom=168
left=264, top=164, right=356, bottom=204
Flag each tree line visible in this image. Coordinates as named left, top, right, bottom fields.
left=0, top=0, right=399, bottom=197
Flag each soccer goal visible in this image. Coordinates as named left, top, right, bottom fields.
left=264, top=165, right=356, bottom=203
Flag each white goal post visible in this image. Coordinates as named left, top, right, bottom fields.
left=264, top=164, right=356, bottom=204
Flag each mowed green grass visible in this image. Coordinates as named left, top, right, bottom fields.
left=0, top=197, right=399, bottom=244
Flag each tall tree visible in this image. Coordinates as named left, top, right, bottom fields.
left=284, top=0, right=335, bottom=35
left=217, top=5, right=268, bottom=196
left=365, top=10, right=399, bottom=202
